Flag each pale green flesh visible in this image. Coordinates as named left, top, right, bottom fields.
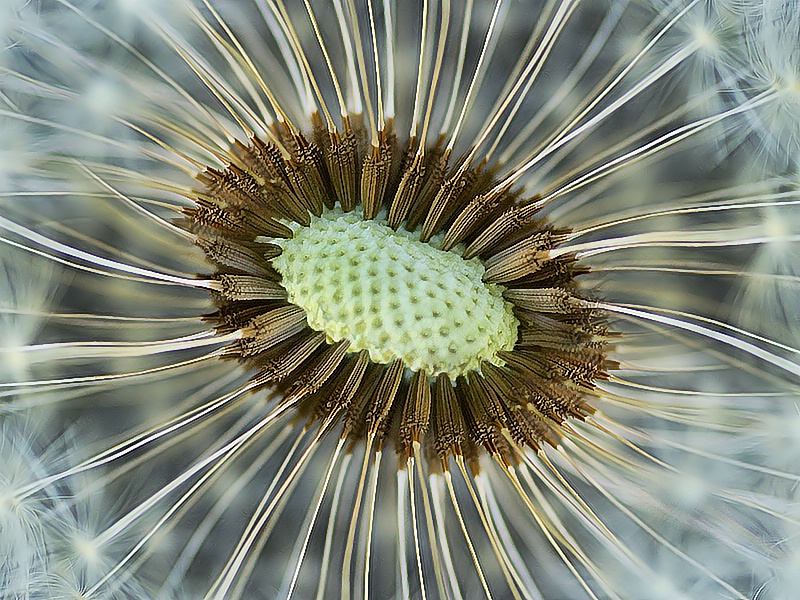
left=271, top=207, right=519, bottom=379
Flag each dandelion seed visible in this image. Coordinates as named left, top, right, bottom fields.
left=1, top=0, right=799, bottom=599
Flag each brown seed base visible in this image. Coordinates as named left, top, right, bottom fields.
left=184, top=113, right=614, bottom=471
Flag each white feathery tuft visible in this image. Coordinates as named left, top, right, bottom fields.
left=735, top=0, right=800, bottom=171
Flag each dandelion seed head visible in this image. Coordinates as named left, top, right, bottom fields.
left=0, top=425, right=70, bottom=596
left=0, top=425, right=162, bottom=598
left=690, top=20, right=722, bottom=57
left=720, top=0, right=800, bottom=170
left=70, top=530, right=103, bottom=571
left=190, top=97, right=612, bottom=463
left=2, top=0, right=799, bottom=597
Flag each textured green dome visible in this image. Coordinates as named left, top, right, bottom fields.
left=271, top=208, right=519, bottom=378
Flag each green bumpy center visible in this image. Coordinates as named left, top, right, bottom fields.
left=271, top=208, right=519, bottom=378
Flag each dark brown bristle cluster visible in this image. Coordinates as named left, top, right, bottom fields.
left=187, top=114, right=614, bottom=470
